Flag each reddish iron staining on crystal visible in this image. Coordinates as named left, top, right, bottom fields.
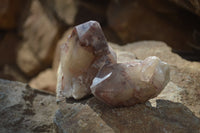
left=57, top=21, right=170, bottom=106
left=57, top=21, right=116, bottom=101
left=90, top=56, right=170, bottom=106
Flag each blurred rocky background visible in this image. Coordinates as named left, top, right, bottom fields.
left=0, top=0, right=200, bottom=132
left=1, top=0, right=200, bottom=89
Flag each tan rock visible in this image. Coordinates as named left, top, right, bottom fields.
left=17, top=0, right=61, bottom=77
left=29, top=69, right=56, bottom=93
left=150, top=81, right=183, bottom=106
left=39, top=0, right=77, bottom=25
left=109, top=41, right=200, bottom=70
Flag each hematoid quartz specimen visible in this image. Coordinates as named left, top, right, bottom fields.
left=57, top=21, right=170, bottom=106
left=57, top=21, right=116, bottom=100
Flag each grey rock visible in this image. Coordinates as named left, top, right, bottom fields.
left=0, top=79, right=57, bottom=133
left=54, top=98, right=200, bottom=133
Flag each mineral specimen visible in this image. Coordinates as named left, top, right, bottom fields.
left=57, top=20, right=170, bottom=106
left=56, top=21, right=116, bottom=101
left=90, top=56, right=170, bottom=106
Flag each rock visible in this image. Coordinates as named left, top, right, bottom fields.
left=169, top=0, right=200, bottom=17
left=109, top=41, right=200, bottom=70
left=39, top=0, right=77, bottom=25
left=146, top=0, right=180, bottom=14
left=102, top=26, right=123, bottom=45
left=54, top=41, right=200, bottom=132
left=0, top=79, right=57, bottom=132
left=73, top=0, right=109, bottom=25
left=29, top=68, right=56, bottom=93
left=1, top=65, right=28, bottom=82
left=17, top=0, right=62, bottom=77
left=149, top=81, right=183, bottom=106
left=110, top=41, right=200, bottom=117
left=0, top=0, right=31, bottom=29
left=54, top=101, right=114, bottom=133
left=39, top=0, right=108, bottom=26
left=107, top=0, right=200, bottom=53
left=55, top=98, right=200, bottom=133
left=0, top=32, right=20, bottom=66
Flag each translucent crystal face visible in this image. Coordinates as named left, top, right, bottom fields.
left=90, top=56, right=170, bottom=106
left=56, top=20, right=170, bottom=106
left=56, top=21, right=116, bottom=101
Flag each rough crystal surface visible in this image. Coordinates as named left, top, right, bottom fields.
left=90, top=56, right=170, bottom=106
left=57, top=21, right=170, bottom=106
left=56, top=21, right=116, bottom=101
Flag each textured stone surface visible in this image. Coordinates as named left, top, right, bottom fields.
left=17, top=0, right=61, bottom=77
left=0, top=79, right=57, bottom=132
left=55, top=98, right=200, bottom=133
left=54, top=41, right=200, bottom=132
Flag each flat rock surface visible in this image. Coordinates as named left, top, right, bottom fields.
left=55, top=98, right=200, bottom=133
left=54, top=41, right=200, bottom=133
left=0, top=79, right=57, bottom=133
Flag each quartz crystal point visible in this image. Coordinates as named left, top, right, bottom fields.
left=57, top=21, right=116, bottom=101
left=90, top=56, right=170, bottom=106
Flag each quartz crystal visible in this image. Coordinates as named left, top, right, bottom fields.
left=57, top=21, right=116, bottom=101
left=90, top=56, right=170, bottom=106
left=57, top=20, right=170, bottom=106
